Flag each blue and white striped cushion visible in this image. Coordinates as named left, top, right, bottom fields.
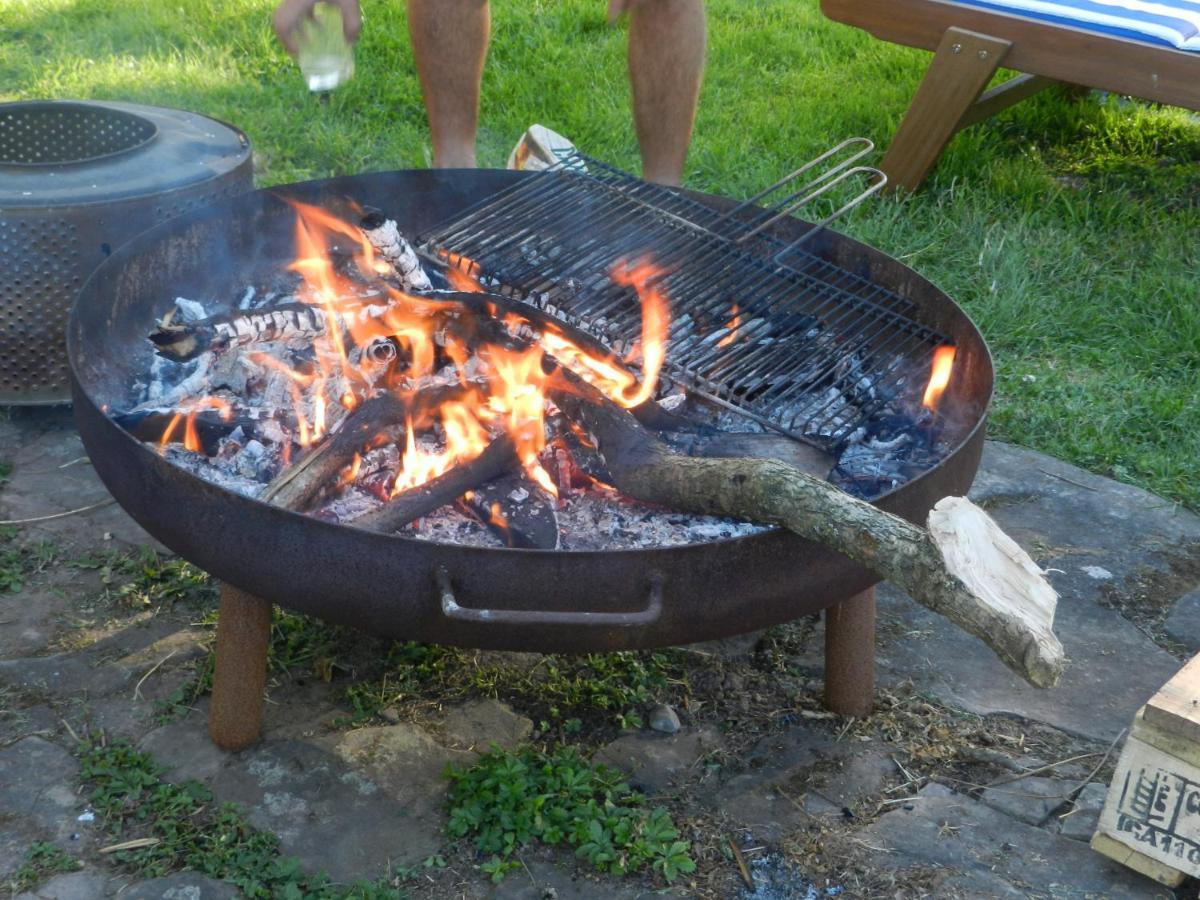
left=955, top=0, right=1200, bottom=50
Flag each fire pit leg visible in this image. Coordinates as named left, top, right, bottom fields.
left=824, top=587, right=876, bottom=718
left=209, top=584, right=273, bottom=751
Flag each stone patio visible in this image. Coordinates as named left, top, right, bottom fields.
left=2, top=406, right=1198, bottom=898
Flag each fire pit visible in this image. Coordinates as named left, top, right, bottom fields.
left=69, top=161, right=993, bottom=749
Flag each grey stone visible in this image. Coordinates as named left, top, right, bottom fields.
left=199, top=735, right=459, bottom=881
left=647, top=703, right=681, bottom=734
left=0, top=408, right=155, bottom=553
left=437, top=698, right=533, bottom=751
left=1164, top=588, right=1200, bottom=651
left=0, top=737, right=86, bottom=836
left=594, top=725, right=723, bottom=794
left=876, top=441, right=1196, bottom=743
left=0, top=652, right=132, bottom=700
left=1057, top=781, right=1109, bottom=842
left=14, top=871, right=110, bottom=899
left=121, top=872, right=240, bottom=899
left=861, top=783, right=1163, bottom=897
left=979, top=775, right=1070, bottom=826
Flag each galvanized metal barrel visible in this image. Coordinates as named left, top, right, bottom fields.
left=0, top=100, right=253, bottom=405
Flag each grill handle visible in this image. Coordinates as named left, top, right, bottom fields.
left=436, top=566, right=664, bottom=627
left=714, top=137, right=887, bottom=257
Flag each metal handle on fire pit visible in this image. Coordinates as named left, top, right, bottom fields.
left=436, top=566, right=664, bottom=628
left=714, top=137, right=887, bottom=257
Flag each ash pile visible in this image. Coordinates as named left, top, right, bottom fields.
left=112, top=200, right=959, bottom=552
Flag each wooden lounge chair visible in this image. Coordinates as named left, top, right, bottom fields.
left=821, top=0, right=1200, bottom=191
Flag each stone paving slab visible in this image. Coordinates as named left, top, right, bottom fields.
left=861, top=783, right=1172, bottom=898
left=0, top=409, right=155, bottom=553
left=5, top=408, right=1200, bottom=897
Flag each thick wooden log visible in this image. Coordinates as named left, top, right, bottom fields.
left=260, top=387, right=469, bottom=511
left=348, top=435, right=518, bottom=533
left=553, top=384, right=1064, bottom=688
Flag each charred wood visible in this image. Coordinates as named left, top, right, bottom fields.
left=348, top=435, right=519, bottom=534
left=460, top=474, right=560, bottom=549
left=260, top=387, right=468, bottom=511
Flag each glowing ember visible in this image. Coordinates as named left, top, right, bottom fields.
left=716, top=303, right=741, bottom=348
left=922, top=345, right=957, bottom=412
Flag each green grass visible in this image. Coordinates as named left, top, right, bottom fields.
left=3, top=0, right=1197, bottom=505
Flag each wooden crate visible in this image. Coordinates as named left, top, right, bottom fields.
left=1092, top=654, right=1200, bottom=888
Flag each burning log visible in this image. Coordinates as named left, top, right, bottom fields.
left=348, top=435, right=519, bottom=533
left=259, top=392, right=409, bottom=510
left=461, top=474, right=560, bottom=549
left=552, top=382, right=1064, bottom=688
left=359, top=212, right=433, bottom=292
left=150, top=302, right=338, bottom=363
left=260, top=387, right=469, bottom=511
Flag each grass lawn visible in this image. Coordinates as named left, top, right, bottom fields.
left=4, top=0, right=1198, bottom=508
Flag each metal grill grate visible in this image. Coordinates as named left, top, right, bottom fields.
left=418, top=145, right=949, bottom=445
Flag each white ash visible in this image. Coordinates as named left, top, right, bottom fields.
left=399, top=490, right=767, bottom=550
left=174, top=297, right=208, bottom=322
left=162, top=446, right=265, bottom=498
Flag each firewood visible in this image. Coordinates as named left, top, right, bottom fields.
left=460, top=474, right=560, bottom=549
left=551, top=381, right=1064, bottom=688
left=347, top=435, right=519, bottom=533
left=359, top=213, right=433, bottom=292
left=260, top=387, right=467, bottom=511
left=662, top=430, right=835, bottom=478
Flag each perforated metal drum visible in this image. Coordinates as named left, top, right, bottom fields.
left=0, top=100, right=253, bottom=405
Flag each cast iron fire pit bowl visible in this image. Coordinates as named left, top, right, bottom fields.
left=68, top=169, right=992, bottom=744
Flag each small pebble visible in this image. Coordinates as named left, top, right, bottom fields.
left=379, top=706, right=401, bottom=724
left=649, top=703, right=681, bottom=734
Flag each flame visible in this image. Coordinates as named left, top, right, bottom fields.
left=484, top=345, right=557, bottom=495
left=922, top=345, right=957, bottom=412
left=234, top=204, right=678, bottom=506
left=608, top=258, right=670, bottom=407
left=159, top=397, right=234, bottom=454
left=716, top=303, right=741, bottom=348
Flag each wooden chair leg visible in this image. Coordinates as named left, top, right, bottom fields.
left=209, top=584, right=273, bottom=751
left=824, top=586, right=876, bottom=717
left=882, top=27, right=1011, bottom=192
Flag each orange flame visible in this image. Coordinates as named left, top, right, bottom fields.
left=609, top=258, right=670, bottom=407
left=922, top=345, right=957, bottom=412
left=236, top=204, right=678, bottom=507
left=716, top=303, right=741, bottom=348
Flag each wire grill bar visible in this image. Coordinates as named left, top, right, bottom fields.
left=417, top=148, right=948, bottom=444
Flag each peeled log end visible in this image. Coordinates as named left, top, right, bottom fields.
left=927, top=496, right=1065, bottom=688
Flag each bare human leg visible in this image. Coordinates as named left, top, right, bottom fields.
left=625, top=0, right=706, bottom=185
left=407, top=0, right=490, bottom=168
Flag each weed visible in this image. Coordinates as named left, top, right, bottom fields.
left=445, top=745, right=695, bottom=884
left=0, top=459, right=11, bottom=485
left=78, top=737, right=406, bottom=898
left=7, top=842, right=81, bottom=893
left=0, top=527, right=56, bottom=594
left=343, top=643, right=679, bottom=733
left=113, top=550, right=214, bottom=608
